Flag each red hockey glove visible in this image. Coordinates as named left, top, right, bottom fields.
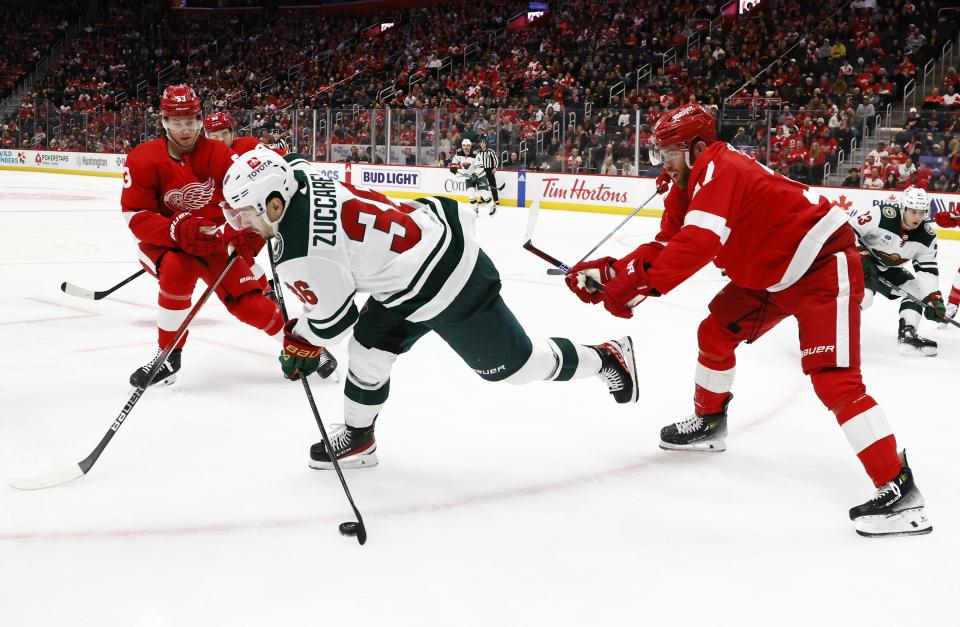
left=923, top=291, right=947, bottom=321
left=655, top=171, right=672, bottom=194
left=223, top=226, right=265, bottom=259
left=602, top=256, right=659, bottom=319
left=614, top=242, right=665, bottom=274
left=170, top=213, right=225, bottom=257
left=934, top=211, right=960, bottom=228
left=565, top=257, right=617, bottom=304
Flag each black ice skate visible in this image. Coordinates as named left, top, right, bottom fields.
left=489, top=202, right=499, bottom=216
left=659, top=395, right=731, bottom=452
left=898, top=320, right=937, bottom=356
left=309, top=423, right=378, bottom=470
left=592, top=336, right=638, bottom=404
left=849, top=451, right=932, bottom=537
left=129, top=348, right=182, bottom=389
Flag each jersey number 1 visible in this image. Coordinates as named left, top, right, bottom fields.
left=341, top=199, right=422, bottom=254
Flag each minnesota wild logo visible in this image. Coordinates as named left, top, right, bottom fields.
left=880, top=202, right=898, bottom=219
left=271, top=232, right=285, bottom=261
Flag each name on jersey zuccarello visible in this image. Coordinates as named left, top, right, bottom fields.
left=309, top=172, right=338, bottom=247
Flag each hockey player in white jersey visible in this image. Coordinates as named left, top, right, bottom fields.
left=449, top=138, right=494, bottom=215
left=849, top=186, right=948, bottom=356
left=222, top=147, right=639, bottom=468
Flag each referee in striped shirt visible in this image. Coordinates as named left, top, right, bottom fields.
left=477, top=138, right=500, bottom=215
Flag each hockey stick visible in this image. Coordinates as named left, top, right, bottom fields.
left=545, top=188, right=662, bottom=275
left=8, top=253, right=240, bottom=491
left=855, top=236, right=960, bottom=329
left=61, top=268, right=146, bottom=300
left=266, top=240, right=368, bottom=545
left=875, top=274, right=960, bottom=329
left=523, top=199, right=602, bottom=290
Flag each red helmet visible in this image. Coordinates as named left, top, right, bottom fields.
left=652, top=103, right=717, bottom=150
left=204, top=111, right=234, bottom=132
left=160, top=84, right=201, bottom=117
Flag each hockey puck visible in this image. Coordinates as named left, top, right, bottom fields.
left=339, top=521, right=366, bottom=544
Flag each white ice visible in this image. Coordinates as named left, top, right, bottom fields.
left=1, top=170, right=958, bottom=627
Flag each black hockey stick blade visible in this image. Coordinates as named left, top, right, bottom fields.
left=523, top=239, right=570, bottom=272
left=61, top=268, right=147, bottom=300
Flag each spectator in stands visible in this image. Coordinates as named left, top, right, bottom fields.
left=943, top=86, right=960, bottom=108
left=831, top=39, right=847, bottom=59
left=924, top=88, right=945, bottom=109
left=502, top=152, right=520, bottom=170
left=932, top=173, right=952, bottom=192
left=856, top=97, right=876, bottom=131
left=345, top=145, right=362, bottom=162
left=842, top=168, right=861, bottom=188
left=600, top=155, right=618, bottom=175
left=806, top=141, right=827, bottom=183
left=883, top=171, right=900, bottom=190
left=863, top=167, right=885, bottom=189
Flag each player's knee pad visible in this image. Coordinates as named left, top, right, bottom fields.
left=697, top=315, right=739, bottom=366
left=157, top=252, right=203, bottom=293
left=215, top=260, right=263, bottom=303
left=347, top=336, right=398, bottom=389
left=809, top=366, right=866, bottom=412
left=225, top=292, right=283, bottom=335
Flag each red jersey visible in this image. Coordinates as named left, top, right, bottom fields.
left=647, top=142, right=849, bottom=293
left=231, top=135, right=263, bottom=155
left=231, top=135, right=287, bottom=157
left=121, top=136, right=237, bottom=271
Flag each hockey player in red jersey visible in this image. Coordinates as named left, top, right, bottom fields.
left=203, top=111, right=278, bottom=156
left=934, top=206, right=960, bottom=322
left=565, top=104, right=930, bottom=537
left=122, top=85, right=333, bottom=388
left=203, top=111, right=280, bottom=291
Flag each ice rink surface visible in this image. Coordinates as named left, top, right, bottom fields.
left=1, top=170, right=958, bottom=626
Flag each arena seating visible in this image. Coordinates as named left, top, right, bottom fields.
left=3, top=0, right=960, bottom=189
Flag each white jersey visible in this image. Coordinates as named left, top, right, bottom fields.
left=449, top=148, right=481, bottom=178
left=274, top=154, right=480, bottom=345
left=848, top=199, right=939, bottom=292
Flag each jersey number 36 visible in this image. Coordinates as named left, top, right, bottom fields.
left=341, top=199, right=422, bottom=254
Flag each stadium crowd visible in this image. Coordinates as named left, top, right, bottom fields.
left=2, top=0, right=959, bottom=188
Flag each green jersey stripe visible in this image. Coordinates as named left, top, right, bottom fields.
left=308, top=304, right=359, bottom=340
left=381, top=200, right=451, bottom=306
left=384, top=197, right=469, bottom=319
left=309, top=290, right=357, bottom=325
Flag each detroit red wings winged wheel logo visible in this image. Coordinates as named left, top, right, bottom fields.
left=163, top=177, right=216, bottom=212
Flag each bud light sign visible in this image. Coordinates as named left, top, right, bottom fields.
left=360, top=169, right=420, bottom=188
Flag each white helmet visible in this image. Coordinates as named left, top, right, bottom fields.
left=461, top=138, right=472, bottom=149
left=222, top=146, right=299, bottom=235
left=901, top=186, right=930, bottom=213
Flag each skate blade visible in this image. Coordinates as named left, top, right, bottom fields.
left=127, top=374, right=177, bottom=394
left=854, top=507, right=932, bottom=537
left=899, top=344, right=937, bottom=357
left=309, top=451, right=378, bottom=470
left=659, top=439, right=726, bottom=452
